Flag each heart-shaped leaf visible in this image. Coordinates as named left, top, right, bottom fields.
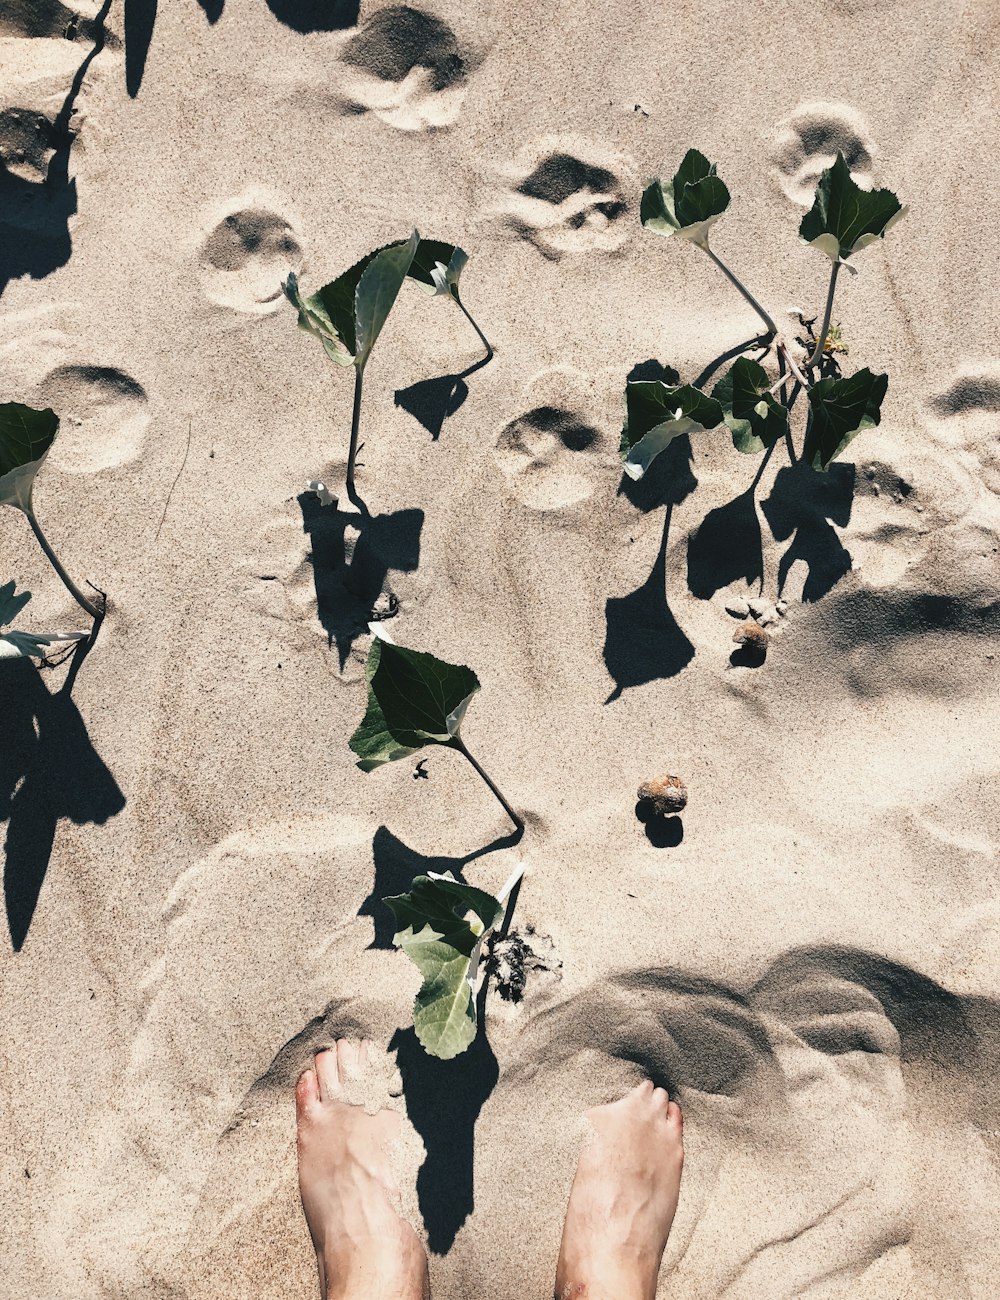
left=385, top=871, right=503, bottom=1059
left=712, top=357, right=789, bottom=454
left=621, top=381, right=724, bottom=480
left=350, top=631, right=480, bottom=770
left=0, top=580, right=86, bottom=659
left=800, top=153, right=906, bottom=263
left=640, top=149, right=731, bottom=249
left=283, top=230, right=419, bottom=369
left=0, top=402, right=59, bottom=513
left=407, top=238, right=469, bottom=299
left=804, top=368, right=888, bottom=470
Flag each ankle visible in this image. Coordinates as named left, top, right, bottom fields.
left=556, top=1245, right=659, bottom=1300
left=322, top=1239, right=427, bottom=1300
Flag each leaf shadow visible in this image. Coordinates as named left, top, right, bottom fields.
left=264, top=0, right=360, bottom=31
left=390, top=1007, right=498, bottom=1255
left=124, top=0, right=155, bottom=96
left=362, top=824, right=514, bottom=1252
left=1, top=637, right=125, bottom=952
left=603, top=431, right=698, bottom=703
left=359, top=824, right=521, bottom=951
left=0, top=0, right=113, bottom=296
left=687, top=488, right=764, bottom=601
left=394, top=352, right=492, bottom=441
left=299, top=492, right=423, bottom=669
left=761, top=461, right=855, bottom=602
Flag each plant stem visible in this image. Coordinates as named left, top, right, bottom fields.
left=454, top=739, right=524, bottom=835
left=454, top=292, right=493, bottom=363
left=26, top=510, right=103, bottom=619
left=703, top=245, right=778, bottom=337
left=345, top=364, right=365, bottom=508
left=806, top=261, right=840, bottom=369
left=495, top=862, right=525, bottom=940
left=778, top=341, right=811, bottom=390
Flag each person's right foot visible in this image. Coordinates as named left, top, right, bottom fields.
left=554, top=1080, right=684, bottom=1300
left=296, top=1039, right=429, bottom=1300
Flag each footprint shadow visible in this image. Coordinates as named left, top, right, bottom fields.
left=298, top=492, right=424, bottom=669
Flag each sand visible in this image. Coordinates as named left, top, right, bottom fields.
left=1, top=0, right=999, bottom=1296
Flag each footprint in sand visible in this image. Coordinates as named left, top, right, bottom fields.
left=335, top=4, right=471, bottom=131
left=32, top=363, right=149, bottom=472
left=502, top=138, right=634, bottom=260
left=927, top=364, right=1000, bottom=496
left=0, top=1, right=121, bottom=288
left=0, top=0, right=112, bottom=40
left=198, top=198, right=304, bottom=313
left=0, top=106, right=59, bottom=182
left=771, top=102, right=874, bottom=205
left=494, top=368, right=618, bottom=512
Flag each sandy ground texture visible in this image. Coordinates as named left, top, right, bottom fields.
left=2, top=0, right=999, bottom=1296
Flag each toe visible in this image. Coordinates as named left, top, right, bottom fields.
left=315, top=1047, right=341, bottom=1101
left=667, top=1100, right=683, bottom=1128
left=337, top=1038, right=363, bottom=1080
left=652, top=1086, right=670, bottom=1110
left=295, top=1067, right=320, bottom=1116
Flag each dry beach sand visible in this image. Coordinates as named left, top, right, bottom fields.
left=2, top=0, right=1000, bottom=1296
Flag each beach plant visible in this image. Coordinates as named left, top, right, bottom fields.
left=624, top=149, right=905, bottom=482
left=405, top=238, right=493, bottom=362
left=385, top=863, right=524, bottom=1059
left=284, top=232, right=491, bottom=505
left=0, top=580, right=87, bottom=659
left=0, top=402, right=104, bottom=619
left=349, top=625, right=523, bottom=835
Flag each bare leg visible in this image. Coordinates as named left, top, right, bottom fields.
left=555, top=1081, right=684, bottom=1300
left=296, top=1039, right=429, bottom=1300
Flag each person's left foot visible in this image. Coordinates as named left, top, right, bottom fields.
left=296, top=1039, right=429, bottom=1300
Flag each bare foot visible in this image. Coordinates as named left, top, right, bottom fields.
left=296, top=1039, right=429, bottom=1300
left=555, top=1081, right=684, bottom=1300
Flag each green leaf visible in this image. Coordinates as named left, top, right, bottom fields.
left=640, top=149, right=731, bottom=249
left=355, top=229, right=420, bottom=368
left=804, top=368, right=888, bottom=470
left=0, top=402, right=59, bottom=513
left=407, top=238, right=468, bottom=299
left=712, top=357, right=789, bottom=454
left=349, top=632, right=481, bottom=771
left=621, top=381, right=724, bottom=480
left=0, top=580, right=86, bottom=659
left=283, top=230, right=419, bottom=369
left=385, top=871, right=503, bottom=1059
left=799, top=152, right=906, bottom=263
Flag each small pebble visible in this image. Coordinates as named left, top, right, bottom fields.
left=637, top=774, right=688, bottom=815
left=733, top=621, right=769, bottom=655
left=748, top=597, right=768, bottom=618
left=775, top=600, right=788, bottom=615
left=725, top=598, right=750, bottom=618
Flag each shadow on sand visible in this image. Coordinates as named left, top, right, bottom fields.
left=394, top=351, right=492, bottom=441
left=362, top=823, right=518, bottom=1251
left=603, top=369, right=698, bottom=703
left=298, top=491, right=423, bottom=669
left=1, top=636, right=124, bottom=951
left=0, top=0, right=113, bottom=295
